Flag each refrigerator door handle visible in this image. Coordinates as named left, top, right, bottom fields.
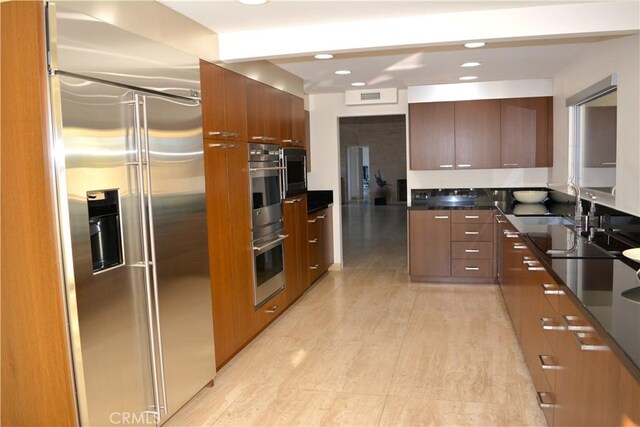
left=134, top=94, right=163, bottom=419
left=140, top=95, right=169, bottom=416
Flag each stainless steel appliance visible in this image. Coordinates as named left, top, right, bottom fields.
left=48, top=4, right=214, bottom=425
left=280, top=147, right=307, bottom=198
left=252, top=221, right=287, bottom=306
left=249, top=143, right=284, bottom=229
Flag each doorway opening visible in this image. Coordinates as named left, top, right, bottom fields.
left=338, top=115, right=407, bottom=269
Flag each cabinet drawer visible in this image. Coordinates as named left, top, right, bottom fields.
left=451, top=259, right=493, bottom=277
left=451, top=210, right=493, bottom=224
left=451, top=242, right=492, bottom=260
left=451, top=223, right=493, bottom=241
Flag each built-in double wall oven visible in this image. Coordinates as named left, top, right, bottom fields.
left=249, top=143, right=287, bottom=307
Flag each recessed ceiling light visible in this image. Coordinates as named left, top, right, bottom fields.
left=464, top=42, right=486, bottom=49
left=461, top=62, right=481, bottom=68
left=238, top=0, right=268, bottom=4
left=351, top=82, right=366, bottom=87
left=314, top=53, right=334, bottom=60
left=459, top=76, right=478, bottom=81
left=335, top=70, right=351, bottom=75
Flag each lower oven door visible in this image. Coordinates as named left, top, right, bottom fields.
left=252, top=231, right=287, bottom=307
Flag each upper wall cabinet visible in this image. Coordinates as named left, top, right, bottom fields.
left=501, top=97, right=551, bottom=168
left=289, top=95, right=306, bottom=148
left=454, top=100, right=501, bottom=169
left=409, top=102, right=455, bottom=170
left=246, top=79, right=280, bottom=145
left=200, top=60, right=247, bottom=142
left=409, top=96, right=553, bottom=170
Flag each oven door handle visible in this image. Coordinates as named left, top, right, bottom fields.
left=253, top=234, right=289, bottom=253
left=249, top=166, right=286, bottom=172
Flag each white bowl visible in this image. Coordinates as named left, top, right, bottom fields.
left=513, top=190, right=548, bottom=204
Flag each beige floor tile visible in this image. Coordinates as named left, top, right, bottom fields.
left=164, top=381, right=245, bottom=426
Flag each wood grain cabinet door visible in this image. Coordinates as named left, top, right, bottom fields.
left=222, top=68, right=248, bottom=142
left=409, top=210, right=451, bottom=277
left=409, top=102, right=455, bottom=170
left=501, top=97, right=549, bottom=168
left=291, top=96, right=306, bottom=147
left=454, top=100, right=501, bottom=169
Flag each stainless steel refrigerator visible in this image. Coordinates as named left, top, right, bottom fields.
left=48, top=4, right=215, bottom=425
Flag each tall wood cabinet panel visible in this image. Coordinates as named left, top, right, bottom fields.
left=203, top=142, right=255, bottom=368
left=501, top=97, right=549, bottom=168
left=283, top=195, right=310, bottom=305
left=454, top=99, right=501, bottom=169
left=409, top=210, right=451, bottom=278
left=291, top=96, right=306, bottom=148
left=199, top=60, right=248, bottom=142
left=1, top=2, right=77, bottom=425
left=409, top=102, right=455, bottom=170
left=246, top=78, right=279, bottom=144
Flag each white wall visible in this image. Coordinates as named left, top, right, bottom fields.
left=552, top=35, right=640, bottom=215
left=307, top=91, right=408, bottom=266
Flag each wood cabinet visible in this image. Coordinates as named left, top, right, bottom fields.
left=283, top=195, right=310, bottom=305
left=409, top=97, right=553, bottom=170
left=409, top=102, right=455, bottom=170
left=246, top=78, right=280, bottom=144
left=278, top=91, right=293, bottom=145
left=454, top=100, right=501, bottom=169
left=308, top=207, right=334, bottom=284
left=450, top=210, right=494, bottom=278
left=200, top=60, right=248, bottom=142
left=500, top=231, right=527, bottom=337
left=203, top=142, right=255, bottom=368
left=501, top=97, right=550, bottom=168
left=290, top=96, right=306, bottom=148
left=409, top=210, right=451, bottom=278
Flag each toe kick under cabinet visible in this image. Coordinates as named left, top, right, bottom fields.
left=409, top=209, right=495, bottom=282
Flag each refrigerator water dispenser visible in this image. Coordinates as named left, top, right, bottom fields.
left=87, top=190, right=123, bottom=272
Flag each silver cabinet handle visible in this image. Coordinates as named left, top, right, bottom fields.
left=536, top=392, right=555, bottom=409
left=465, top=266, right=480, bottom=271
left=495, top=216, right=506, bottom=224
left=503, top=163, right=519, bottom=167
left=513, top=244, right=527, bottom=249
left=465, top=249, right=480, bottom=253
left=251, top=136, right=277, bottom=141
left=601, top=162, right=616, bottom=166
left=310, top=264, right=319, bottom=270
left=528, top=266, right=545, bottom=271
left=540, top=317, right=564, bottom=331
left=439, top=164, right=453, bottom=168
left=208, top=131, right=240, bottom=138
left=208, top=143, right=234, bottom=148
left=283, top=198, right=302, bottom=204
left=465, top=215, right=480, bottom=219
left=249, top=166, right=286, bottom=172
left=282, top=139, right=293, bottom=143
left=561, top=315, right=593, bottom=332
left=253, top=234, right=288, bottom=252
left=541, top=283, right=565, bottom=295
left=538, top=354, right=560, bottom=370
left=457, top=164, right=471, bottom=168
left=308, top=238, right=318, bottom=243
left=464, top=231, right=479, bottom=235
left=316, top=215, right=327, bottom=219
left=572, top=332, right=608, bottom=351
left=265, top=305, right=280, bottom=314
left=434, top=215, right=449, bottom=219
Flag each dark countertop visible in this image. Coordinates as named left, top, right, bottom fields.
left=504, top=212, right=640, bottom=379
left=307, top=190, right=333, bottom=215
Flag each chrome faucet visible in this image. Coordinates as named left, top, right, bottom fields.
left=567, top=181, right=582, bottom=221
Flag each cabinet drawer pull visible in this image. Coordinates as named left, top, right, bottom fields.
left=513, top=244, right=527, bottom=249
left=434, top=215, right=449, bottom=219
left=457, top=164, right=471, bottom=168
left=284, top=199, right=302, bottom=204
left=572, top=332, right=608, bottom=351
left=464, top=231, right=479, bottom=235
left=308, top=238, right=318, bottom=244
left=308, top=219, right=316, bottom=223
left=503, top=163, right=519, bottom=167
left=465, top=266, right=480, bottom=271
left=265, top=305, right=280, bottom=314
left=465, top=215, right=480, bottom=219
left=528, top=266, right=545, bottom=271
left=538, top=354, right=560, bottom=370
left=541, top=283, right=565, bottom=295
left=523, top=260, right=540, bottom=265
left=207, top=143, right=234, bottom=148
left=439, top=164, right=453, bottom=168
left=561, top=315, right=593, bottom=332
left=540, top=317, right=564, bottom=331
left=495, top=217, right=506, bottom=224
left=208, top=131, right=226, bottom=136
left=464, top=249, right=480, bottom=253
left=316, top=215, right=326, bottom=219
left=536, top=392, right=555, bottom=409
left=309, top=264, right=319, bottom=270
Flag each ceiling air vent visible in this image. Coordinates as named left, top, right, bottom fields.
left=345, top=88, right=398, bottom=106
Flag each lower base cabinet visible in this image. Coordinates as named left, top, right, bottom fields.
left=308, top=207, right=333, bottom=284
left=283, top=195, right=310, bottom=306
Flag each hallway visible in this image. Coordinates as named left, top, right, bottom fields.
left=167, top=204, right=545, bottom=426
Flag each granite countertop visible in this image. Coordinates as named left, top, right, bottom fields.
left=307, top=190, right=333, bottom=215
left=503, top=211, right=640, bottom=378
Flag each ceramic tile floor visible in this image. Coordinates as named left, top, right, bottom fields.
left=166, top=204, right=546, bottom=426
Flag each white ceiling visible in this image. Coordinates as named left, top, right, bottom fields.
left=160, top=1, right=639, bottom=94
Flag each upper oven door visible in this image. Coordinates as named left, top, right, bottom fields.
left=249, top=160, right=283, bottom=229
